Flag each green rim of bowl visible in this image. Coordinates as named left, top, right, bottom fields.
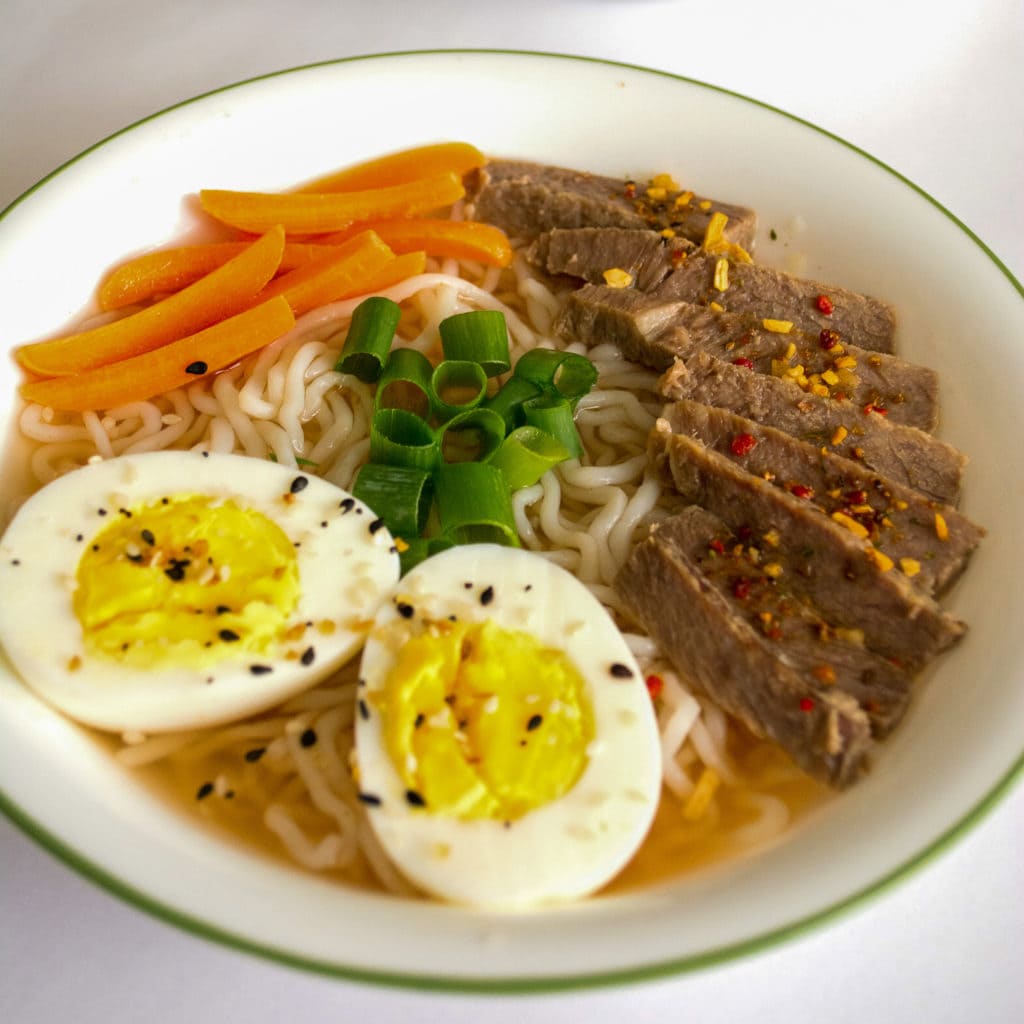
left=1, top=49, right=1022, bottom=994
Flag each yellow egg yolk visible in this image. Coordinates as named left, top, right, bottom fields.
left=73, top=495, right=300, bottom=669
left=378, top=618, right=594, bottom=820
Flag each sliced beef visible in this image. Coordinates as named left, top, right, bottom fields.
left=652, top=253, right=896, bottom=353
left=659, top=354, right=966, bottom=505
left=648, top=419, right=966, bottom=669
left=615, top=506, right=876, bottom=787
left=466, top=159, right=757, bottom=249
left=658, top=399, right=984, bottom=596
left=527, top=228, right=693, bottom=291
left=555, top=286, right=939, bottom=431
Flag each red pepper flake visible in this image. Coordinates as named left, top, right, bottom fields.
left=815, top=294, right=834, bottom=316
left=799, top=697, right=815, bottom=712
left=788, top=483, right=815, bottom=500
left=730, top=433, right=757, bottom=456
left=623, top=180, right=637, bottom=199
left=732, top=577, right=752, bottom=600
left=645, top=674, right=664, bottom=700
left=819, top=329, right=841, bottom=350
left=731, top=356, right=755, bottom=370
left=708, top=538, right=726, bottom=554
left=863, top=403, right=888, bottom=417
left=845, top=489, right=867, bottom=505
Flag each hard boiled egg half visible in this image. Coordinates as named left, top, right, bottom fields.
left=354, top=544, right=662, bottom=910
left=0, top=451, right=399, bottom=733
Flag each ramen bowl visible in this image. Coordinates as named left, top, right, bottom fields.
left=0, top=51, right=1021, bottom=991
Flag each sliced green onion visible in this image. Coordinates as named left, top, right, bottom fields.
left=397, top=536, right=454, bottom=576
left=351, top=463, right=433, bottom=539
left=375, top=347, right=433, bottom=417
left=522, top=394, right=583, bottom=459
left=484, top=374, right=542, bottom=432
left=488, top=425, right=571, bottom=491
left=514, top=348, right=598, bottom=406
left=335, top=296, right=401, bottom=381
left=438, top=309, right=511, bottom=377
left=429, top=360, right=488, bottom=422
left=435, top=462, right=519, bottom=547
left=369, top=408, right=439, bottom=471
left=436, top=407, right=506, bottom=465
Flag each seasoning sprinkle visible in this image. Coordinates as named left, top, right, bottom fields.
left=244, top=747, right=266, bottom=763
left=799, top=697, right=815, bottom=712
left=609, top=662, right=634, bottom=679
left=195, top=781, right=214, bottom=800
left=479, top=585, right=495, bottom=606
left=526, top=714, right=543, bottom=732
left=358, top=792, right=382, bottom=807
left=396, top=601, right=415, bottom=619
left=185, top=360, right=208, bottom=375
left=300, top=646, right=316, bottom=666
left=405, top=789, right=426, bottom=807
left=289, top=475, right=309, bottom=494
left=249, top=664, right=273, bottom=675
left=300, top=727, right=317, bottom=748
left=368, top=517, right=386, bottom=534
left=358, top=698, right=370, bottom=721
left=218, top=629, right=240, bottom=642
left=339, top=497, right=356, bottom=513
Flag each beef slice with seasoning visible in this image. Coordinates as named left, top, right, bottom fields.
left=659, top=398, right=984, bottom=597
left=527, top=227, right=693, bottom=291
left=555, top=286, right=939, bottom=431
left=652, top=252, right=897, bottom=353
left=659, top=353, right=967, bottom=506
left=615, top=506, right=876, bottom=787
left=647, top=418, right=966, bottom=669
left=466, top=159, right=757, bottom=249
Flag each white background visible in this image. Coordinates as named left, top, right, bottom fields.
left=1, top=2, right=1021, bottom=1022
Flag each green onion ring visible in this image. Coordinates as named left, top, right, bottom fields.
left=513, top=348, right=598, bottom=406
left=522, top=394, right=584, bottom=459
left=484, top=374, right=542, bottom=432
left=488, top=425, right=571, bottom=491
left=436, top=406, right=507, bottom=465
left=375, top=347, right=433, bottom=418
left=438, top=309, right=511, bottom=377
left=429, top=359, right=488, bottom=422
left=351, top=463, right=433, bottom=539
left=335, top=296, right=401, bottom=382
left=434, top=462, right=519, bottom=547
left=369, top=408, right=439, bottom=471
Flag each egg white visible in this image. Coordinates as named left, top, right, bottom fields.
left=354, top=544, right=662, bottom=910
left=0, top=451, right=400, bottom=733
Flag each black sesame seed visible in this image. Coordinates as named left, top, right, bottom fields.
left=463, top=581, right=473, bottom=589
left=10, top=559, right=20, bottom=566
left=249, top=664, right=273, bottom=675
left=358, top=792, right=382, bottom=807
left=524, top=584, right=533, bottom=592
left=218, top=629, right=240, bottom=642
left=479, top=585, right=494, bottom=606
left=224, top=790, right=235, bottom=800
left=97, top=508, right=108, bottom=516
left=75, top=534, right=84, bottom=542
left=141, top=529, right=156, bottom=546
left=244, top=747, right=266, bottom=763
left=368, top=517, right=386, bottom=534
left=201, top=451, right=210, bottom=458
left=289, top=475, right=309, bottom=495
left=300, top=646, right=315, bottom=667
left=320, top=521, right=328, bottom=528
left=196, top=781, right=214, bottom=801
left=526, top=714, right=543, bottom=732
left=414, top=713, right=425, bottom=728
left=92, top=544, right=100, bottom=552
left=215, top=605, right=231, bottom=615
left=119, top=507, right=132, bottom=518
left=396, top=601, right=414, bottom=619
left=339, top=498, right=355, bottom=513
left=300, top=728, right=317, bottom=748
left=185, top=360, right=208, bottom=375
left=609, top=662, right=635, bottom=679
left=358, top=698, right=370, bottom=720
left=164, top=565, right=187, bottom=582
left=125, top=553, right=143, bottom=564
left=405, top=789, right=426, bottom=807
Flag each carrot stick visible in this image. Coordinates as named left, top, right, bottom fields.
left=199, top=173, right=465, bottom=236
left=19, top=297, right=295, bottom=412
left=16, top=226, right=286, bottom=378
left=297, top=142, right=485, bottom=193
left=320, top=218, right=512, bottom=268
left=353, top=250, right=428, bottom=294
left=259, top=230, right=396, bottom=316
left=97, top=241, right=333, bottom=311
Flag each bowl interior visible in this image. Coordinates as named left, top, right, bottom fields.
left=0, top=52, right=1021, bottom=990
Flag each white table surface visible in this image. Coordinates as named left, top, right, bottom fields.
left=1, top=2, right=1021, bottom=1022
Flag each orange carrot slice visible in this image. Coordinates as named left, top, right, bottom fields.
left=353, top=250, right=428, bottom=294
left=259, top=230, right=396, bottom=316
left=320, top=218, right=512, bottom=268
left=97, top=241, right=333, bottom=311
left=199, top=173, right=465, bottom=236
left=16, top=226, right=286, bottom=378
left=19, top=297, right=295, bottom=412
left=297, top=142, right=485, bottom=193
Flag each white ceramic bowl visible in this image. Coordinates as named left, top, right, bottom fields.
left=0, top=51, right=1021, bottom=991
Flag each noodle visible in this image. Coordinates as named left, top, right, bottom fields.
left=14, top=250, right=829, bottom=898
